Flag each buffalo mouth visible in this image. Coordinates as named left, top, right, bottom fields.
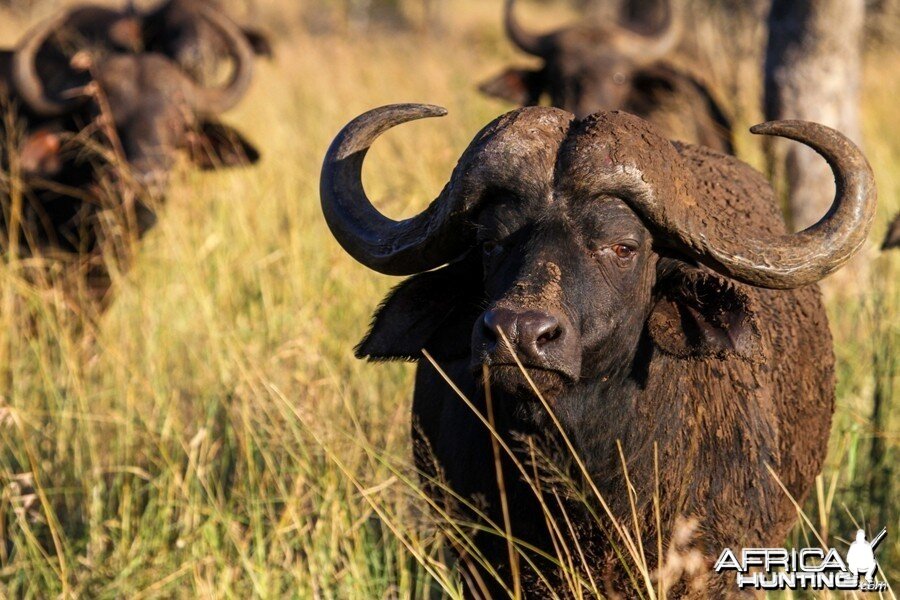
left=472, top=360, right=575, bottom=399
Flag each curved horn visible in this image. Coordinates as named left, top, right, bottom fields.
left=188, top=6, right=255, bottom=114
left=504, top=0, right=545, bottom=56
left=323, top=104, right=575, bottom=276
left=617, top=0, right=682, bottom=63
left=321, top=104, right=472, bottom=276
left=12, top=11, right=85, bottom=117
left=724, top=120, right=876, bottom=287
left=581, top=117, right=875, bottom=289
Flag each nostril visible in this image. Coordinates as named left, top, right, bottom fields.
left=481, top=309, right=564, bottom=357
left=521, top=311, right=561, bottom=351
left=536, top=325, right=561, bottom=346
left=482, top=308, right=518, bottom=348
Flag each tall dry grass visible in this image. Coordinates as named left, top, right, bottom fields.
left=0, top=0, right=897, bottom=597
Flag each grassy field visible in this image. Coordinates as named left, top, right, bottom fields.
left=0, top=0, right=897, bottom=597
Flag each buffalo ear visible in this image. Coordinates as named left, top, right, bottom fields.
left=242, top=27, right=274, bottom=57
left=478, top=67, right=543, bottom=106
left=648, top=259, right=761, bottom=361
left=187, top=120, right=260, bottom=170
left=19, top=128, right=63, bottom=176
left=356, top=255, right=483, bottom=362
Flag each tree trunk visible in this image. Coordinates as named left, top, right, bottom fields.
left=764, top=0, right=865, bottom=230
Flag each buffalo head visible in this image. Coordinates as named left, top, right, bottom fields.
left=11, top=5, right=259, bottom=193
left=480, top=0, right=682, bottom=119
left=321, top=105, right=875, bottom=405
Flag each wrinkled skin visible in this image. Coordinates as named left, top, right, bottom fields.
left=480, top=16, right=733, bottom=153
left=355, top=109, right=833, bottom=597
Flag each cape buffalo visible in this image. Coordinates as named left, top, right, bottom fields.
left=480, top=0, right=733, bottom=153
left=1, top=6, right=259, bottom=301
left=320, top=105, right=876, bottom=597
left=882, top=212, right=900, bottom=250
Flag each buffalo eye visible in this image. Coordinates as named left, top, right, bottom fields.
left=611, top=243, right=637, bottom=260
left=483, top=240, right=503, bottom=258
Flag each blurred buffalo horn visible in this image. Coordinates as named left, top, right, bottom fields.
left=12, top=11, right=87, bottom=117
left=186, top=6, right=255, bottom=114
left=504, top=0, right=547, bottom=56
left=619, top=0, right=683, bottom=64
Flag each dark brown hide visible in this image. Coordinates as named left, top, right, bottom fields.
left=0, top=50, right=12, bottom=97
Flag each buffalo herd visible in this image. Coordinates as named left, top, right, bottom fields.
left=1, top=0, right=892, bottom=597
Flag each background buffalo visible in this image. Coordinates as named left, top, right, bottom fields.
left=0, top=2, right=263, bottom=305
left=479, top=0, right=734, bottom=152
